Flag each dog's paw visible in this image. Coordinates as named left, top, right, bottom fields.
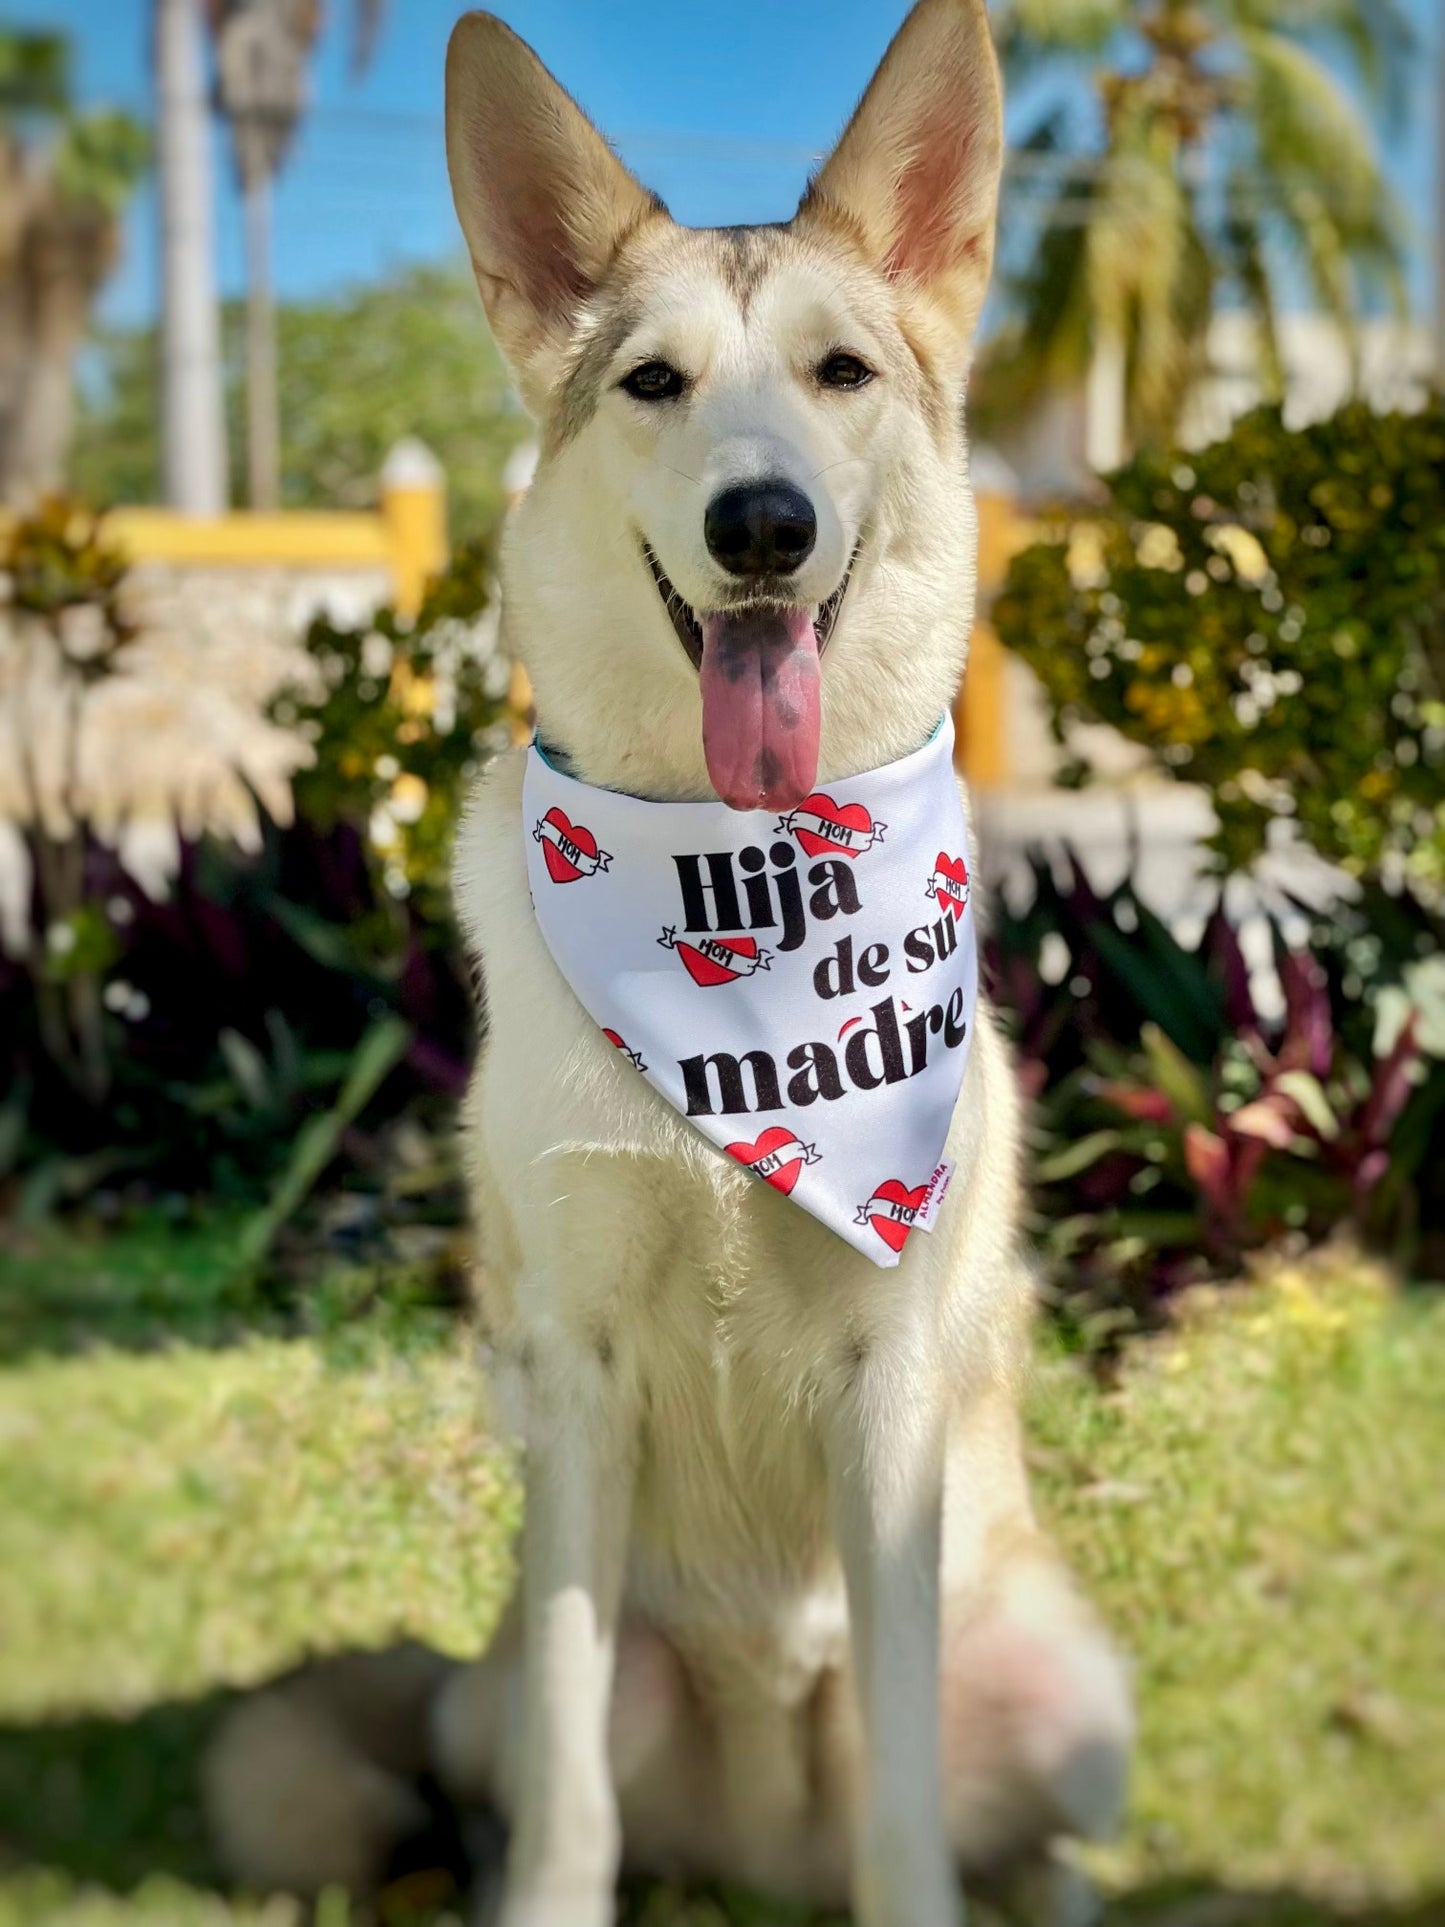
left=980, top=1848, right=1103, bottom=1927
left=942, top=1555, right=1134, bottom=1867
left=491, top=1887, right=615, bottom=1927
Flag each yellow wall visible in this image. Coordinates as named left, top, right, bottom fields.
left=956, top=491, right=1029, bottom=789
left=104, top=508, right=392, bottom=568
left=97, top=462, right=448, bottom=618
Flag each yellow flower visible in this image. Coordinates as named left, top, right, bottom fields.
left=388, top=659, right=436, bottom=720
left=1066, top=525, right=1107, bottom=590
left=1136, top=523, right=1184, bottom=572
left=1208, top=524, right=1270, bottom=585
left=390, top=772, right=429, bottom=825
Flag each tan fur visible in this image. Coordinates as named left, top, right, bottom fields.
left=203, top=1645, right=452, bottom=1895
left=206, top=8, right=1132, bottom=1924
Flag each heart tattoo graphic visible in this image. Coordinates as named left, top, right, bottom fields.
left=854, top=1178, right=930, bottom=1253
left=776, top=792, right=886, bottom=860
left=925, top=851, right=970, bottom=919
left=534, top=808, right=612, bottom=884
left=657, top=927, right=772, bottom=987
left=726, top=1125, right=821, bottom=1196
left=601, top=1028, right=647, bottom=1073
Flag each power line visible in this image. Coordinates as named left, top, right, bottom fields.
left=105, top=92, right=1165, bottom=176
left=107, top=86, right=1402, bottom=197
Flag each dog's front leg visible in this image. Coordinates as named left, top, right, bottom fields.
left=828, top=1376, right=959, bottom=1927
left=498, top=1340, right=634, bottom=1927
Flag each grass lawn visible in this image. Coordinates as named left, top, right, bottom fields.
left=0, top=1226, right=1442, bottom=1925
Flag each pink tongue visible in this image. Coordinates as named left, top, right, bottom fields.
left=699, top=606, right=820, bottom=812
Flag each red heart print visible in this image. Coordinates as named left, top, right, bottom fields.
left=727, top=1125, right=807, bottom=1196
left=867, top=1179, right=929, bottom=1253
left=677, top=934, right=759, bottom=987
left=793, top=792, right=877, bottom=860
left=541, top=807, right=600, bottom=883
left=933, top=851, right=970, bottom=919
left=601, top=1028, right=646, bottom=1072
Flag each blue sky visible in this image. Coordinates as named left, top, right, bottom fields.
left=21, top=0, right=1443, bottom=330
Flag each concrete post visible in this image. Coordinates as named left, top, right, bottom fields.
left=380, top=438, right=447, bottom=616
left=955, top=492, right=1023, bottom=789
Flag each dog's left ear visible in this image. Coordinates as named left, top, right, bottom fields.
left=798, top=0, right=1003, bottom=356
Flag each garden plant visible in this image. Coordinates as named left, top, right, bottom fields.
left=0, top=503, right=513, bottom=1273
left=989, top=398, right=1445, bottom=1318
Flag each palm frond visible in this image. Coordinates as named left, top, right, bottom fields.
left=992, top=0, right=1128, bottom=88
left=0, top=28, right=69, bottom=117
left=993, top=0, right=1127, bottom=48
left=52, top=109, right=151, bottom=218
left=973, top=174, right=1098, bottom=433
left=1083, top=116, right=1208, bottom=443
left=1238, top=25, right=1409, bottom=326
left=1218, top=171, right=1284, bottom=403
left=349, top=0, right=385, bottom=77
left=1226, top=0, right=1415, bottom=116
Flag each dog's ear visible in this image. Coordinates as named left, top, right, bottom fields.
left=798, top=0, right=1002, bottom=355
left=446, top=13, right=663, bottom=403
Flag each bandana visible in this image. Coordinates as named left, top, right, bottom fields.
left=523, top=714, right=978, bottom=1267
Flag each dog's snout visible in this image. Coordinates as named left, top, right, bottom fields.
left=704, top=482, right=817, bottom=579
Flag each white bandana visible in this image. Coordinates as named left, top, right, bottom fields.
left=522, top=715, right=978, bottom=1267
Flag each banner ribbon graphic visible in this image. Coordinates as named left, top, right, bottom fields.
left=775, top=805, right=886, bottom=856
left=925, top=868, right=969, bottom=909
left=657, top=927, right=772, bottom=980
left=737, top=1136, right=819, bottom=1180
left=533, top=816, right=612, bottom=876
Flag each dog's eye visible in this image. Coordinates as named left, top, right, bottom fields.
left=621, top=360, right=686, bottom=402
left=817, top=352, right=874, bottom=391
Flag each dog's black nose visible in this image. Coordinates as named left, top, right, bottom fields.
left=704, top=482, right=817, bottom=577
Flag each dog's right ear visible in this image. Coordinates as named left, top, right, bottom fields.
left=445, top=13, right=663, bottom=405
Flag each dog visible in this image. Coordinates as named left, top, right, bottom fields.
left=206, top=5, right=1132, bottom=1923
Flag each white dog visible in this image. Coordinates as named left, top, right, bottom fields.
left=207, top=6, right=1132, bottom=1924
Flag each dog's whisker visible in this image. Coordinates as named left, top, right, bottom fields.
left=808, top=456, right=868, bottom=482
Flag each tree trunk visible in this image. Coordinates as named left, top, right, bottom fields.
left=156, top=0, right=228, bottom=515
left=12, top=310, right=84, bottom=500
left=0, top=140, right=32, bottom=499
left=242, top=171, right=280, bottom=509
left=8, top=214, right=98, bottom=500
left=0, top=193, right=111, bottom=505
left=1086, top=331, right=1128, bottom=475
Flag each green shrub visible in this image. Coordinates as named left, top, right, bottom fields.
left=0, top=505, right=514, bottom=1246
left=994, top=400, right=1445, bottom=898
left=276, top=535, right=511, bottom=923
left=989, top=860, right=1445, bottom=1329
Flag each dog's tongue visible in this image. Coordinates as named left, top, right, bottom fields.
left=699, top=606, right=820, bottom=812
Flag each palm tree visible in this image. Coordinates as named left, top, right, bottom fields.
left=211, top=0, right=384, bottom=510
left=0, top=30, right=149, bottom=504
left=982, top=0, right=1414, bottom=457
